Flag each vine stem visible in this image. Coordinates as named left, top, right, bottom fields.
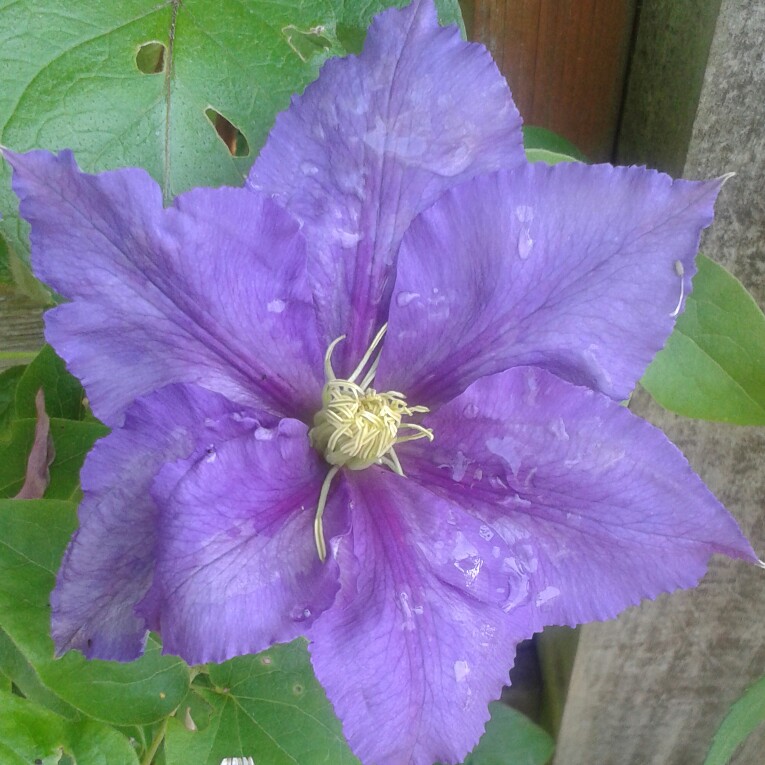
left=141, top=717, right=168, bottom=765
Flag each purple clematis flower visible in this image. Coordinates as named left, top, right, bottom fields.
left=3, top=1, right=759, bottom=763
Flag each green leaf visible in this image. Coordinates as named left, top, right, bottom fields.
left=0, top=418, right=107, bottom=499
left=15, top=345, right=85, bottom=421
left=0, top=690, right=140, bottom=765
left=0, top=364, right=25, bottom=434
left=524, top=147, right=580, bottom=166
left=0, top=627, right=79, bottom=719
left=0, top=0, right=462, bottom=279
left=704, top=675, right=765, bottom=765
left=0, top=499, right=191, bottom=726
left=523, top=126, right=588, bottom=163
left=462, top=703, right=554, bottom=765
left=165, top=640, right=358, bottom=765
left=641, top=255, right=765, bottom=424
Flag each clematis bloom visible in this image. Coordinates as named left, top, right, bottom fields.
left=3, top=1, right=759, bottom=763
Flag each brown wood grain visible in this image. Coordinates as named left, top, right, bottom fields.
left=0, top=293, right=43, bottom=371
left=464, top=0, right=637, bottom=160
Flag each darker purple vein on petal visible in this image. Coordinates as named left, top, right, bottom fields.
left=377, top=162, right=724, bottom=407
left=51, top=384, right=256, bottom=660
left=307, top=467, right=528, bottom=765
left=138, top=417, right=343, bottom=665
left=249, top=0, right=524, bottom=376
left=6, top=149, right=324, bottom=426
left=399, top=367, right=757, bottom=634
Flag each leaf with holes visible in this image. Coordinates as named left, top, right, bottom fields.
left=0, top=0, right=463, bottom=284
left=0, top=499, right=191, bottom=727
left=164, top=641, right=359, bottom=765
left=641, top=255, right=765, bottom=424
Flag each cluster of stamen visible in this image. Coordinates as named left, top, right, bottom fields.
left=308, top=324, right=433, bottom=561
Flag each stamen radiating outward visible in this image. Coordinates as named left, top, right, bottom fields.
left=309, top=324, right=434, bottom=561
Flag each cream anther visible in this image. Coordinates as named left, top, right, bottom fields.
left=309, top=324, right=433, bottom=560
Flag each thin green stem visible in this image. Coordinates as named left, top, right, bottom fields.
left=141, top=717, right=168, bottom=765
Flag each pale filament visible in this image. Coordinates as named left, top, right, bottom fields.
left=309, top=324, right=433, bottom=561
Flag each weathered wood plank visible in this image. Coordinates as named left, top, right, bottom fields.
left=463, top=0, right=637, bottom=160
left=555, top=2, right=765, bottom=762
left=0, top=293, right=43, bottom=371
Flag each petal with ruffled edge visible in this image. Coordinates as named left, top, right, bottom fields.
left=51, top=384, right=258, bottom=660
left=249, top=0, right=524, bottom=375
left=5, top=149, right=323, bottom=426
left=400, top=366, right=758, bottom=634
left=377, top=162, right=724, bottom=407
left=138, top=418, right=343, bottom=665
left=307, top=468, right=528, bottom=765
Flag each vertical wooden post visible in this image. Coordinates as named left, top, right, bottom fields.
left=463, top=0, right=637, bottom=161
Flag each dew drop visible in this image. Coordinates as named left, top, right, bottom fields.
left=488, top=475, right=509, bottom=490
left=548, top=417, right=569, bottom=441
left=454, top=659, right=470, bottom=682
left=462, top=402, right=479, bottom=419
left=451, top=451, right=469, bottom=482
left=254, top=427, right=274, bottom=441
left=396, top=290, right=420, bottom=308
left=535, top=586, right=560, bottom=607
left=300, top=161, right=319, bottom=176
left=290, top=606, right=312, bottom=622
left=518, top=227, right=534, bottom=259
left=204, top=445, right=216, bottom=463
left=515, top=205, right=534, bottom=223
left=267, top=298, right=286, bottom=314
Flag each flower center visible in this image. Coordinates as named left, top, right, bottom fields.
left=308, top=324, right=433, bottom=560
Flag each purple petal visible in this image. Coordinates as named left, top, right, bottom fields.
left=400, top=366, right=757, bottom=633
left=308, top=468, right=527, bottom=765
left=377, top=162, right=724, bottom=406
left=51, top=384, right=252, bottom=660
left=139, top=418, right=343, bottom=665
left=6, top=149, right=323, bottom=426
left=249, top=0, right=524, bottom=374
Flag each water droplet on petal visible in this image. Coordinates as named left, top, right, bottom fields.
left=254, top=427, right=274, bottom=441
left=300, top=161, right=319, bottom=176
left=462, top=403, right=479, bottom=419
left=290, top=606, right=312, bottom=622
left=548, top=417, right=569, bottom=441
left=518, top=227, right=534, bottom=259
left=267, top=298, right=286, bottom=314
left=451, top=451, right=469, bottom=482
left=204, top=445, right=216, bottom=463
left=535, top=586, right=560, bottom=607
left=454, top=659, right=470, bottom=682
left=396, top=291, right=420, bottom=308
left=515, top=205, right=534, bottom=223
